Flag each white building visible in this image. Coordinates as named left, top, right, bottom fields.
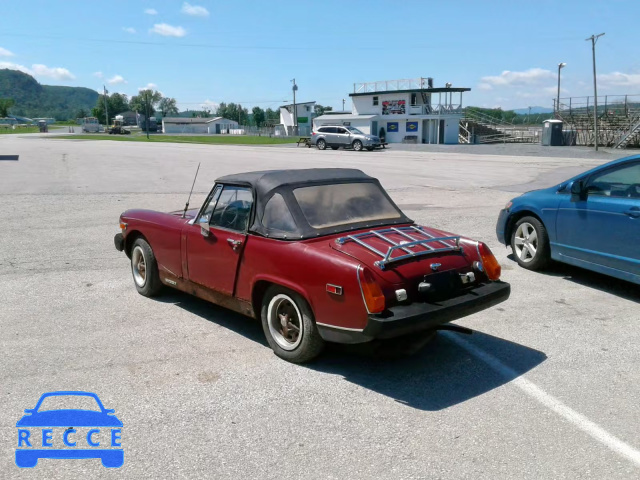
left=313, top=78, right=470, bottom=144
left=162, top=117, right=239, bottom=134
left=279, top=101, right=315, bottom=135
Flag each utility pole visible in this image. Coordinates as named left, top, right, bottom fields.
left=103, top=85, right=109, bottom=128
left=342, top=98, right=345, bottom=111
left=556, top=62, right=566, bottom=118
left=527, top=106, right=531, bottom=124
left=586, top=33, right=605, bottom=151
left=291, top=78, right=298, bottom=136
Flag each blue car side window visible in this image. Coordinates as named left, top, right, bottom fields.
left=586, top=162, right=640, bottom=198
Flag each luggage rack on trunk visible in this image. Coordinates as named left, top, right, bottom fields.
left=336, top=225, right=461, bottom=270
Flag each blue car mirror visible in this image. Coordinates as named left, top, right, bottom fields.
left=570, top=180, right=586, bottom=201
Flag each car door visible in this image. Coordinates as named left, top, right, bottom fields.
left=185, top=184, right=254, bottom=295
left=555, top=161, right=640, bottom=275
left=335, top=127, right=350, bottom=146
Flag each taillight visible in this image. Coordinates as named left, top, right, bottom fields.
left=358, top=267, right=385, bottom=313
left=477, top=242, right=501, bottom=281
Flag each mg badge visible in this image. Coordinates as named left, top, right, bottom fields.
left=430, top=263, right=441, bottom=272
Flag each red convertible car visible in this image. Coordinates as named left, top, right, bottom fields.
left=114, top=169, right=510, bottom=363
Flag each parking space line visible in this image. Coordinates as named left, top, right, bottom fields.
left=445, top=332, right=640, bottom=468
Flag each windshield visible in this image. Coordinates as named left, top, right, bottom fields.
left=37, top=395, right=102, bottom=412
left=293, top=182, right=402, bottom=229
left=346, top=127, right=364, bottom=134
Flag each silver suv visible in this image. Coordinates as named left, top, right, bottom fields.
left=311, top=125, right=381, bottom=151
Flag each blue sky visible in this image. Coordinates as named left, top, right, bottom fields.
left=1, top=0, right=639, bottom=112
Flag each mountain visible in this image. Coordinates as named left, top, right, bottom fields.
left=0, top=69, right=99, bottom=120
left=512, top=106, right=553, bottom=115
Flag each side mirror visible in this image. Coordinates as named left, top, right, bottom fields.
left=198, top=217, right=210, bottom=236
left=570, top=180, right=586, bottom=201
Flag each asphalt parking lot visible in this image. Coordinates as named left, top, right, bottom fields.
left=1, top=137, right=639, bottom=479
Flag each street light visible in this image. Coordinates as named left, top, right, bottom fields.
left=556, top=62, right=566, bottom=117
left=291, top=78, right=298, bottom=136
left=586, top=33, right=605, bottom=151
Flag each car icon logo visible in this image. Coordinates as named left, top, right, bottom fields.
left=15, top=391, right=123, bottom=468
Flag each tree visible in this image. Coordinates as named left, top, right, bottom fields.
left=314, top=104, right=333, bottom=116
left=265, top=108, right=280, bottom=124
left=90, top=93, right=130, bottom=124
left=0, top=98, right=15, bottom=117
left=158, top=97, right=178, bottom=117
left=131, top=89, right=162, bottom=138
left=252, top=106, right=266, bottom=127
left=76, top=108, right=88, bottom=119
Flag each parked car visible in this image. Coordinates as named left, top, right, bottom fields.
left=115, top=169, right=510, bottom=363
left=496, top=155, right=640, bottom=284
left=311, top=126, right=382, bottom=151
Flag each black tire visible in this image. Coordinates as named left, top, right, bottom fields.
left=352, top=140, right=363, bottom=151
left=130, top=237, right=163, bottom=297
left=316, top=139, right=327, bottom=150
left=331, top=146, right=339, bottom=150
left=510, top=216, right=551, bottom=270
left=366, top=146, right=374, bottom=151
left=260, top=285, right=324, bottom=363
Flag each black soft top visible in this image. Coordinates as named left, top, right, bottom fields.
left=214, top=168, right=412, bottom=240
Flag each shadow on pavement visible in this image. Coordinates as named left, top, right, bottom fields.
left=308, top=331, right=546, bottom=411
left=507, top=253, right=640, bottom=303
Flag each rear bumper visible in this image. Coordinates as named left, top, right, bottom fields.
left=496, top=209, right=509, bottom=245
left=114, top=233, right=124, bottom=252
left=317, top=281, right=510, bottom=344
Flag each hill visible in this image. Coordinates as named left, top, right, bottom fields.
left=512, top=106, right=553, bottom=115
left=0, top=69, right=99, bottom=120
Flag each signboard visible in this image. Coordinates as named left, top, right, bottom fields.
left=387, top=122, right=399, bottom=132
left=382, top=100, right=406, bottom=115
left=406, top=121, right=418, bottom=132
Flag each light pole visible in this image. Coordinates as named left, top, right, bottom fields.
left=342, top=98, right=345, bottom=111
left=103, top=85, right=109, bottom=128
left=586, top=33, right=605, bottom=151
left=291, top=78, right=298, bottom=136
left=556, top=62, right=566, bottom=117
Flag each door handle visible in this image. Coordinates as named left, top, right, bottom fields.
left=624, top=207, right=640, bottom=218
left=227, top=238, right=243, bottom=250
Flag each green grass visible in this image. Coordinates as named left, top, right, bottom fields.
left=52, top=134, right=299, bottom=145
left=0, top=126, right=40, bottom=134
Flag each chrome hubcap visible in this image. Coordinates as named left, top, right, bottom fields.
left=267, top=294, right=303, bottom=351
left=514, top=222, right=538, bottom=263
left=132, top=246, right=147, bottom=287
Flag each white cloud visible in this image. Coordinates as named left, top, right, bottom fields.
left=139, top=83, right=158, bottom=91
left=93, top=71, right=103, bottom=78
left=122, top=27, right=136, bottom=34
left=182, top=2, right=209, bottom=17
left=479, top=68, right=556, bottom=90
left=598, top=71, right=640, bottom=89
left=201, top=99, right=219, bottom=111
left=0, top=62, right=75, bottom=80
left=150, top=23, right=187, bottom=37
left=0, top=47, right=14, bottom=57
left=107, top=74, right=127, bottom=85
left=144, top=8, right=158, bottom=15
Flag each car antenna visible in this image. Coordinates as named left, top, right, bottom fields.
left=182, top=162, right=201, bottom=218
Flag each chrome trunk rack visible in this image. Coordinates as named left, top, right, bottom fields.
left=336, top=226, right=461, bottom=270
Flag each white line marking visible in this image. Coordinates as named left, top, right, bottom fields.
left=445, top=332, right=640, bottom=468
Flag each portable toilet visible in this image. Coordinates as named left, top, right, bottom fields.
left=541, top=119, right=563, bottom=146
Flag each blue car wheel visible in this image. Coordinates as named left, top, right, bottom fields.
left=510, top=216, right=551, bottom=270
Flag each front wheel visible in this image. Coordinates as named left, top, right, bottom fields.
left=352, top=140, right=363, bottom=151
left=511, top=216, right=550, bottom=270
left=316, top=139, right=327, bottom=150
left=130, top=237, right=163, bottom=296
left=261, top=286, right=324, bottom=363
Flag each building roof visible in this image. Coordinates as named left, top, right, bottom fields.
left=349, top=87, right=470, bottom=97
left=280, top=101, right=316, bottom=108
left=162, top=116, right=236, bottom=124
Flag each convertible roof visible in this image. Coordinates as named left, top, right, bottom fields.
left=216, top=168, right=374, bottom=197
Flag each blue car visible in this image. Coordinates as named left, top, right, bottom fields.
left=15, top=391, right=123, bottom=468
left=496, top=155, right=640, bottom=284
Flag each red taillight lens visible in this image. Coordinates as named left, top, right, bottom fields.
left=311, top=132, right=316, bottom=136
left=358, top=267, right=385, bottom=313
left=478, top=242, right=501, bottom=281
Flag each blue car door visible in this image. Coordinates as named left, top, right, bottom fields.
left=555, top=161, right=640, bottom=276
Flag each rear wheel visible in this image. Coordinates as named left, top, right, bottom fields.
left=130, top=237, right=163, bottom=296
left=352, top=140, right=363, bottom=151
left=510, top=216, right=550, bottom=270
left=261, top=286, right=324, bottom=363
left=316, top=139, right=327, bottom=150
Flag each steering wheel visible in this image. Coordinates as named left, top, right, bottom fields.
left=624, top=183, right=640, bottom=198
left=219, top=202, right=240, bottom=229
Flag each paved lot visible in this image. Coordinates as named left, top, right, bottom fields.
left=0, top=137, right=638, bottom=479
